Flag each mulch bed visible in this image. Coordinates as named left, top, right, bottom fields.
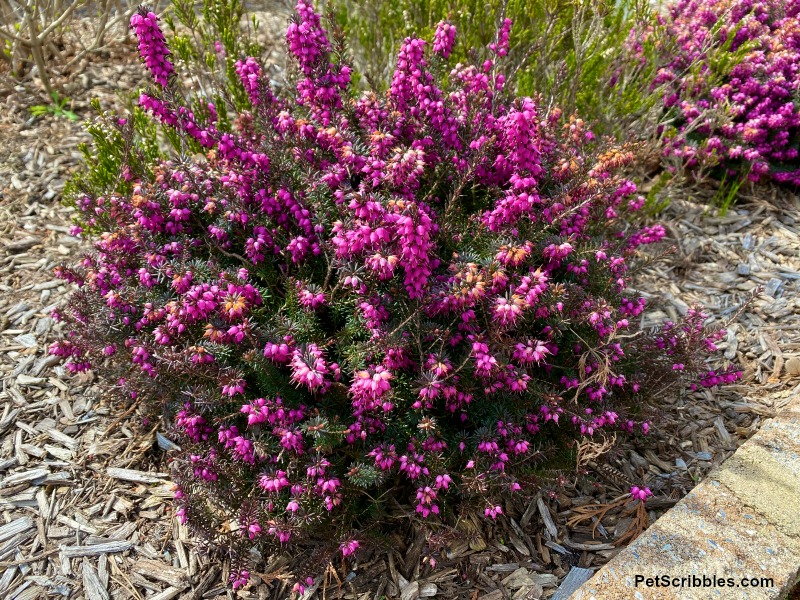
left=1, top=22, right=799, bottom=600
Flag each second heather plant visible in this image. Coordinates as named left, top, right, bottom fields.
left=653, top=0, right=800, bottom=185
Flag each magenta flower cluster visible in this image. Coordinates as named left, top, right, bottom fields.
left=629, top=485, right=653, bottom=502
left=653, top=0, right=800, bottom=184
left=55, top=1, right=739, bottom=589
left=129, top=8, right=173, bottom=87
left=433, top=21, right=457, bottom=58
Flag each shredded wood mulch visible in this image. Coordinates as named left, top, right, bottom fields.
left=1, top=31, right=800, bottom=600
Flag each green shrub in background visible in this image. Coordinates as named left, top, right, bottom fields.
left=335, top=0, right=664, bottom=138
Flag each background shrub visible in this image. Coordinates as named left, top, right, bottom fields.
left=334, top=0, right=663, bottom=139
left=54, top=2, right=740, bottom=589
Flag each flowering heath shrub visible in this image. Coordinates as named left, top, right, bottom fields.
left=653, top=0, right=800, bottom=184
left=55, top=2, right=739, bottom=589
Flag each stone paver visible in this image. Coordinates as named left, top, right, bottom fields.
left=573, top=396, right=800, bottom=600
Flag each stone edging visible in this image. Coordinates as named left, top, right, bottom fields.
left=572, top=395, right=800, bottom=599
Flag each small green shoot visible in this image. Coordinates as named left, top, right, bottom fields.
left=29, top=91, right=79, bottom=121
left=713, top=169, right=748, bottom=216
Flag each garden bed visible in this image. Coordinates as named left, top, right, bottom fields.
left=2, top=12, right=800, bottom=600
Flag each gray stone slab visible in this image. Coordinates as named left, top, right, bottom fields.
left=572, top=395, right=800, bottom=599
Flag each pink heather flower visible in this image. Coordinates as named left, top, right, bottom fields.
left=543, top=242, right=573, bottom=261
left=399, top=453, right=428, bottom=480
left=230, top=436, right=255, bottom=464
left=433, top=21, right=457, bottom=58
left=221, top=378, right=245, bottom=397
left=323, top=494, right=342, bottom=512
left=485, top=505, right=503, bottom=519
left=130, top=9, right=173, bottom=87
left=297, top=283, right=326, bottom=309
left=290, top=344, right=330, bottom=392
left=472, top=341, right=498, bottom=377
left=190, top=346, right=214, bottom=364
left=247, top=522, right=262, bottom=539
left=241, top=398, right=267, bottom=426
left=286, top=235, right=312, bottom=263
left=306, top=457, right=330, bottom=478
left=259, top=470, right=290, bottom=493
left=698, top=368, right=741, bottom=387
left=286, top=1, right=330, bottom=75
left=654, top=0, right=800, bottom=183
left=350, top=366, right=393, bottom=413
left=230, top=569, right=250, bottom=590
left=390, top=37, right=459, bottom=148
left=279, top=428, right=306, bottom=454
left=264, top=341, right=292, bottom=363
left=369, top=445, right=397, bottom=471
left=489, top=18, right=512, bottom=57
left=269, top=527, right=292, bottom=543
left=53, top=0, right=744, bottom=564
left=512, top=339, right=549, bottom=364
left=434, top=474, right=452, bottom=489
left=235, top=57, right=263, bottom=106
left=339, top=539, right=360, bottom=557
left=317, top=477, right=341, bottom=494
left=293, top=577, right=315, bottom=594
left=493, top=295, right=526, bottom=327
left=415, top=486, right=440, bottom=517
left=478, top=439, right=499, bottom=453
left=630, top=486, right=653, bottom=502
left=153, top=326, right=170, bottom=345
